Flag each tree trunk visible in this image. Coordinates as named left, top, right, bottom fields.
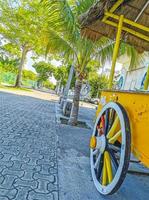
left=60, top=65, right=74, bottom=108
left=68, top=78, right=82, bottom=126
left=64, top=65, right=74, bottom=98
left=15, top=46, right=28, bottom=87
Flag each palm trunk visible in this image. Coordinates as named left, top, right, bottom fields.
left=15, top=46, right=28, bottom=87
left=68, top=78, right=82, bottom=126
left=64, top=65, right=74, bottom=98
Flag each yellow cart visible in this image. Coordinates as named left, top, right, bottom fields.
left=80, top=0, right=149, bottom=195
left=90, top=90, right=149, bottom=195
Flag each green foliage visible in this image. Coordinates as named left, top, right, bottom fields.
left=22, top=70, right=37, bottom=81
left=43, top=0, right=143, bottom=79
left=0, top=43, right=21, bottom=58
left=54, top=66, right=68, bottom=86
left=42, top=0, right=114, bottom=80
left=88, top=72, right=108, bottom=98
left=74, top=0, right=97, bottom=15
left=22, top=79, right=36, bottom=88
left=0, top=57, right=19, bottom=74
left=0, top=0, right=54, bottom=87
left=0, top=0, right=143, bottom=92
left=120, top=43, right=146, bottom=70
left=0, top=0, right=59, bottom=61
left=33, top=61, right=55, bottom=82
left=0, top=58, right=37, bottom=87
left=43, top=80, right=55, bottom=90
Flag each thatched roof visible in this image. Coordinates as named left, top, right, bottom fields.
left=80, top=0, right=149, bottom=52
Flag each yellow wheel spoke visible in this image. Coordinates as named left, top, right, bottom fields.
left=105, top=151, right=113, bottom=183
left=108, top=130, right=121, bottom=144
left=107, top=116, right=119, bottom=139
left=102, top=153, right=107, bottom=186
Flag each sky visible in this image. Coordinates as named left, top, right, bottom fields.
left=25, top=52, right=62, bottom=72
left=24, top=52, right=61, bottom=85
left=25, top=51, right=123, bottom=84
left=25, top=52, right=122, bottom=72
left=25, top=52, right=36, bottom=72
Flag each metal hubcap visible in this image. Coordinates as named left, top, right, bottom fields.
left=90, top=135, right=106, bottom=154
left=96, top=135, right=106, bottom=153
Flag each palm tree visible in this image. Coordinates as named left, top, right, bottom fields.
left=42, top=0, right=115, bottom=125
left=43, top=0, right=145, bottom=125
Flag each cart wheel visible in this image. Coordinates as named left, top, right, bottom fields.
left=90, top=102, right=131, bottom=195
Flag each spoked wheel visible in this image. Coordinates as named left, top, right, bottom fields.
left=90, top=102, right=131, bottom=195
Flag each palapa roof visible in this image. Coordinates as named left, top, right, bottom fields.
left=80, top=0, right=149, bottom=52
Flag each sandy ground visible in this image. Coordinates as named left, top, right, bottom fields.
left=0, top=87, right=97, bottom=110
left=0, top=87, right=59, bottom=102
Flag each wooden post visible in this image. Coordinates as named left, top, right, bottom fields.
left=108, top=15, right=124, bottom=89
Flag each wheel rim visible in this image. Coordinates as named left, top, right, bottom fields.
left=90, top=102, right=131, bottom=195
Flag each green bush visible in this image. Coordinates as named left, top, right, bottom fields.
left=22, top=70, right=37, bottom=81
left=89, top=72, right=109, bottom=98
left=43, top=80, right=55, bottom=90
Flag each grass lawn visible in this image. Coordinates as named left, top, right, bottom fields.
left=0, top=85, right=32, bottom=92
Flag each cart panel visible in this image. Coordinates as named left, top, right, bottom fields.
left=97, top=90, right=149, bottom=168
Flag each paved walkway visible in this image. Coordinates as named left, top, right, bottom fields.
left=1, top=90, right=149, bottom=200
left=0, top=91, right=58, bottom=200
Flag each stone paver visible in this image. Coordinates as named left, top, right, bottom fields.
left=0, top=91, right=58, bottom=200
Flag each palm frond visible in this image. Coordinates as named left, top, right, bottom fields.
left=120, top=43, right=146, bottom=70
left=74, top=0, right=97, bottom=15
left=41, top=0, right=79, bottom=43
left=94, top=38, right=114, bottom=65
left=45, top=28, right=74, bottom=58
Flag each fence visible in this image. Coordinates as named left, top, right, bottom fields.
left=0, top=71, right=37, bottom=88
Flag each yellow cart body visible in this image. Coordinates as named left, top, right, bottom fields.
left=96, top=90, right=149, bottom=168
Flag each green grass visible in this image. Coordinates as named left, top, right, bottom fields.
left=0, top=85, right=32, bottom=92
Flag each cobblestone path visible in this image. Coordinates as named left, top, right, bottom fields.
left=0, top=92, right=58, bottom=200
